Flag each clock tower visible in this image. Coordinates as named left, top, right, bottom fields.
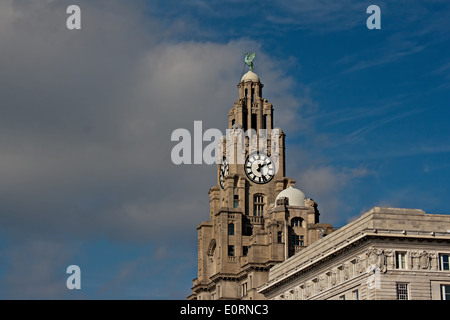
left=189, top=67, right=334, bottom=300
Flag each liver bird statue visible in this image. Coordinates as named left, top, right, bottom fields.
left=243, top=52, right=256, bottom=71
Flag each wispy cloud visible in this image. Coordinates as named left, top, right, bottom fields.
left=346, top=108, right=425, bottom=143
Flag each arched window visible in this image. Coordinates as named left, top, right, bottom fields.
left=291, top=217, right=303, bottom=228
left=228, top=223, right=234, bottom=235
left=253, top=194, right=264, bottom=216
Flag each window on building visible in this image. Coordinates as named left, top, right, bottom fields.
left=352, top=289, right=359, bottom=300
left=277, top=231, right=282, bottom=243
left=263, top=114, right=267, bottom=130
left=228, top=245, right=235, bottom=256
left=243, top=246, right=248, bottom=256
left=291, top=234, right=300, bottom=246
left=242, top=282, right=248, bottom=297
left=396, top=283, right=409, bottom=300
left=234, top=195, right=239, bottom=208
left=396, top=252, right=407, bottom=269
left=300, top=235, right=304, bottom=246
left=290, top=217, right=303, bottom=227
left=440, top=254, right=449, bottom=271
left=251, top=113, right=257, bottom=131
left=254, top=194, right=264, bottom=216
left=441, top=285, right=450, bottom=300
left=339, top=295, right=345, bottom=300
left=228, top=223, right=234, bottom=235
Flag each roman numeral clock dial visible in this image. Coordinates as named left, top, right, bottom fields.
left=244, top=153, right=275, bottom=184
left=219, top=157, right=229, bottom=189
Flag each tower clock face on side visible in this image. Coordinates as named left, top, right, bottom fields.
left=245, top=153, right=275, bottom=184
left=219, top=157, right=229, bottom=189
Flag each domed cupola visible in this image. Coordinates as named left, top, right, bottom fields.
left=275, top=186, right=306, bottom=207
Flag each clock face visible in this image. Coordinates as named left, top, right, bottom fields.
left=219, top=157, right=229, bottom=189
left=245, top=153, right=275, bottom=184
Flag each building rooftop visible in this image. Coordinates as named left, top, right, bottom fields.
left=259, top=207, right=450, bottom=293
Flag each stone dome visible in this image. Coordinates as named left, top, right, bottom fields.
left=275, top=186, right=306, bottom=207
left=241, top=70, right=260, bottom=82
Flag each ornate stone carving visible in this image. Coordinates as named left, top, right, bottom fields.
left=410, top=250, right=420, bottom=270
left=357, top=253, right=367, bottom=274
left=331, top=269, right=337, bottom=285
left=207, top=239, right=216, bottom=256
left=384, top=249, right=395, bottom=269
left=344, top=262, right=350, bottom=280
left=366, top=247, right=386, bottom=273
left=318, top=275, right=326, bottom=292
left=430, top=251, right=439, bottom=270
left=305, top=281, right=312, bottom=298
left=419, top=250, right=429, bottom=269
left=305, top=198, right=315, bottom=208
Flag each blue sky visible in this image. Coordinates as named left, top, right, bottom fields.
left=0, top=0, right=449, bottom=299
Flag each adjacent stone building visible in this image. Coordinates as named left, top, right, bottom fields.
left=258, top=207, right=450, bottom=300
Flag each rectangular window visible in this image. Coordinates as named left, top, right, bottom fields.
left=234, top=195, right=239, bottom=208
left=396, top=283, right=409, bottom=300
left=339, top=295, right=345, bottom=300
left=440, top=254, right=449, bottom=271
left=228, top=245, right=235, bottom=256
left=277, top=231, right=282, bottom=243
left=251, top=113, right=257, bottom=130
left=242, top=282, right=248, bottom=297
left=243, top=246, right=248, bottom=256
left=352, top=289, right=359, bottom=300
left=441, top=285, right=450, bottom=300
left=291, top=234, right=300, bottom=246
left=396, top=252, right=407, bottom=269
left=254, top=195, right=264, bottom=216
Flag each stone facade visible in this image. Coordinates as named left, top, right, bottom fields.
left=188, top=71, right=334, bottom=300
left=258, top=207, right=450, bottom=300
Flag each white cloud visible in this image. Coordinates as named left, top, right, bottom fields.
left=0, top=1, right=308, bottom=242
left=292, top=164, right=370, bottom=223
left=0, top=0, right=321, bottom=298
